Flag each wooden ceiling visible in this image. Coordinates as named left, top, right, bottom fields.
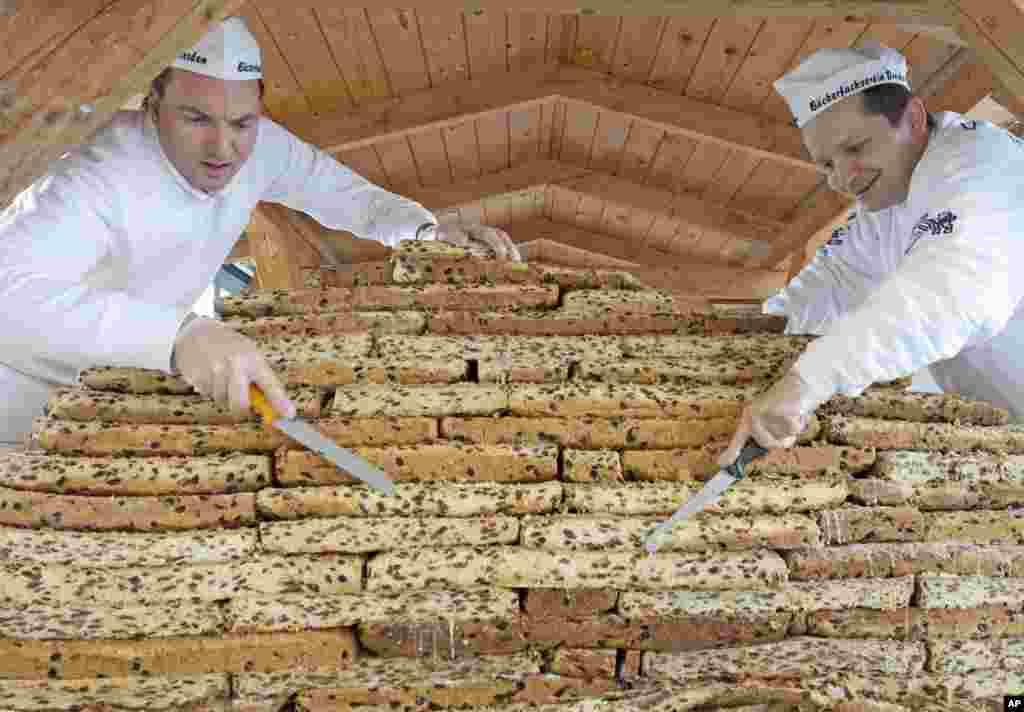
left=2, top=1, right=1022, bottom=299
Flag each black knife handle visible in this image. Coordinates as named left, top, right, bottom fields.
left=723, top=440, right=769, bottom=480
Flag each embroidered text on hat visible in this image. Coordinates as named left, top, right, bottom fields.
left=171, top=17, right=262, bottom=81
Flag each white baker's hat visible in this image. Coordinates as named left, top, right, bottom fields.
left=172, top=17, right=262, bottom=81
left=774, top=42, right=909, bottom=128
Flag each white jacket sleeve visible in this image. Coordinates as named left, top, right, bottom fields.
left=793, top=124, right=1024, bottom=400
left=763, top=212, right=881, bottom=336
left=260, top=119, right=436, bottom=247
left=0, top=170, right=186, bottom=384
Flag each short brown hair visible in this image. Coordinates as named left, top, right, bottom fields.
left=142, top=68, right=265, bottom=115
left=861, top=83, right=936, bottom=131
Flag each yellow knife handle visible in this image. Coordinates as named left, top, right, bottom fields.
left=248, top=384, right=278, bottom=426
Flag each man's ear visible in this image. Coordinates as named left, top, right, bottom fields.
left=907, top=96, right=929, bottom=136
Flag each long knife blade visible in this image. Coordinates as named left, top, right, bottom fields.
left=274, top=418, right=395, bottom=496
left=643, top=470, right=737, bottom=554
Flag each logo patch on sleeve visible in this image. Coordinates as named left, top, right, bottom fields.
left=906, top=210, right=958, bottom=254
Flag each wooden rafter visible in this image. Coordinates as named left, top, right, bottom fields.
left=945, top=1, right=1024, bottom=114
left=285, top=65, right=813, bottom=171
left=0, top=0, right=248, bottom=209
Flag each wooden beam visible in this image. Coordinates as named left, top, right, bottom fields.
left=946, top=0, right=1024, bottom=118
left=246, top=205, right=310, bottom=290
left=750, top=180, right=853, bottom=270
left=0, top=0, right=247, bottom=209
left=510, top=218, right=786, bottom=299
left=284, top=65, right=813, bottom=171
left=279, top=1, right=948, bottom=23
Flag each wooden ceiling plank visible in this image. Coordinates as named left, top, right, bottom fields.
left=588, top=112, right=633, bottom=175
left=752, top=180, right=852, bottom=268
left=0, top=0, right=248, bottom=210
left=610, top=15, right=667, bottom=83
left=854, top=23, right=918, bottom=51
left=618, top=124, right=665, bottom=184
left=548, top=98, right=570, bottom=159
left=647, top=16, right=716, bottom=95
left=571, top=14, right=622, bottom=73
left=902, top=32, right=962, bottom=88
left=256, top=4, right=355, bottom=114
left=558, top=100, right=601, bottom=167
left=758, top=18, right=869, bottom=121
left=727, top=160, right=798, bottom=221
left=549, top=13, right=579, bottom=64
left=239, top=5, right=311, bottom=118
left=546, top=183, right=583, bottom=224
left=475, top=110, right=511, bottom=174
left=508, top=12, right=549, bottom=72
left=365, top=9, right=431, bottom=95
left=573, top=192, right=607, bottom=231
left=417, top=10, right=470, bottom=86
left=537, top=99, right=557, bottom=158
left=685, top=16, right=764, bottom=105
left=947, top=0, right=1024, bottom=110
left=443, top=120, right=483, bottom=182
left=925, top=52, right=998, bottom=112
left=408, top=129, right=453, bottom=187
left=0, top=0, right=108, bottom=81
left=675, top=141, right=731, bottom=196
left=374, top=136, right=421, bottom=193
left=315, top=8, right=393, bottom=103
left=646, top=133, right=698, bottom=192
left=720, top=17, right=815, bottom=113
left=464, top=7, right=507, bottom=78
left=509, top=104, right=544, bottom=165
left=701, top=151, right=762, bottom=206
left=336, top=146, right=389, bottom=186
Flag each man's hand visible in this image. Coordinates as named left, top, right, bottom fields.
left=718, top=370, right=826, bottom=466
left=172, top=317, right=295, bottom=419
left=435, top=222, right=522, bottom=262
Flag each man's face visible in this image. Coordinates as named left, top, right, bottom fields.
left=802, top=93, right=928, bottom=212
left=154, top=69, right=261, bottom=194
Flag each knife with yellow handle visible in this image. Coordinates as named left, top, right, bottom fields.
left=249, top=384, right=395, bottom=495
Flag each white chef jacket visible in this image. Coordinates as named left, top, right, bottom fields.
left=766, top=112, right=1024, bottom=420
left=0, top=110, right=436, bottom=442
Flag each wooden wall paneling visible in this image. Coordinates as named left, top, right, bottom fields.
left=645, top=133, right=697, bottom=192
left=255, top=4, right=355, bottom=114
left=336, top=146, right=389, bottom=186
left=365, top=9, right=431, bottom=94
left=646, top=17, right=716, bottom=95
left=618, top=123, right=665, bottom=184
left=684, top=17, right=763, bottom=104
left=443, top=120, right=483, bottom=183
left=315, top=8, right=393, bottom=103
left=464, top=8, right=507, bottom=78
left=240, top=5, right=311, bottom=118
left=719, top=17, right=814, bottom=113
left=759, top=19, right=869, bottom=121
left=588, top=112, right=632, bottom=175
left=475, top=111, right=510, bottom=174
left=0, top=0, right=248, bottom=210
left=571, top=15, right=622, bottom=73
left=610, top=16, right=667, bottom=83
left=509, top=105, right=543, bottom=165
left=701, top=151, right=762, bottom=206
left=508, top=12, right=549, bottom=71
left=558, top=101, right=600, bottom=167
left=675, top=141, right=731, bottom=196
left=546, top=183, right=582, bottom=223
left=408, top=129, right=452, bottom=187
left=417, top=10, right=469, bottom=86
left=375, top=137, right=421, bottom=192
left=0, top=0, right=108, bottom=81
left=902, top=33, right=961, bottom=89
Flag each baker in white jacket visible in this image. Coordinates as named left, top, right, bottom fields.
left=720, top=42, right=1024, bottom=465
left=0, top=17, right=519, bottom=445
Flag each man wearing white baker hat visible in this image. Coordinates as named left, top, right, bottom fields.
left=719, top=41, right=1024, bottom=464
left=0, top=17, right=519, bottom=445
